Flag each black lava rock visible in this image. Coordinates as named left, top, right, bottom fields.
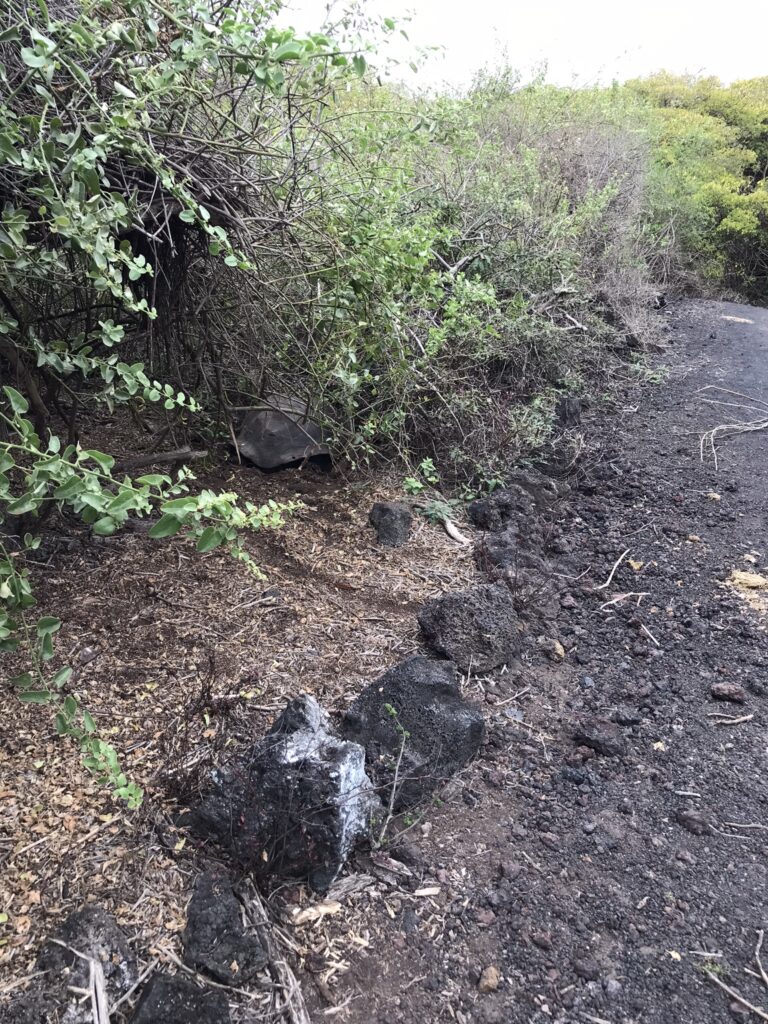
left=130, top=974, right=230, bottom=1024
left=342, top=655, right=485, bottom=807
left=573, top=718, right=627, bottom=758
left=183, top=870, right=267, bottom=984
left=191, top=695, right=381, bottom=891
left=418, top=583, right=521, bottom=672
left=369, top=502, right=412, bottom=547
left=475, top=527, right=549, bottom=573
left=467, top=486, right=535, bottom=531
left=37, top=907, right=136, bottom=1021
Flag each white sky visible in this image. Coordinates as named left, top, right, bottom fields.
left=278, top=0, right=768, bottom=89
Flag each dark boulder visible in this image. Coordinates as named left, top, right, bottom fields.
left=342, top=656, right=485, bottom=807
left=183, top=870, right=267, bottom=984
left=369, top=502, right=412, bottom=547
left=475, top=527, right=549, bottom=574
left=36, top=907, right=136, bottom=1022
left=418, top=583, right=521, bottom=672
left=191, top=696, right=381, bottom=892
left=130, top=974, right=230, bottom=1024
left=235, top=394, right=329, bottom=470
left=466, top=486, right=535, bottom=531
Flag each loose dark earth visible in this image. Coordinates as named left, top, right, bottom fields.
left=299, top=299, right=768, bottom=1024
left=3, top=298, right=768, bottom=1023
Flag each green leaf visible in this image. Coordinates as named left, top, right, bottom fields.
left=136, top=474, right=169, bottom=487
left=41, top=632, right=54, bottom=661
left=273, top=41, right=303, bottom=61
left=148, top=514, right=183, bottom=538
left=161, top=497, right=197, bottom=513
left=20, top=47, right=47, bottom=68
left=9, top=672, right=34, bottom=689
left=83, top=450, right=115, bottom=472
left=2, top=386, right=29, bottom=414
left=7, top=493, right=39, bottom=516
left=92, top=516, right=117, bottom=536
left=82, top=710, right=97, bottom=733
left=196, top=527, right=224, bottom=552
left=52, top=666, right=73, bottom=688
left=114, top=82, right=137, bottom=99
left=18, top=690, right=53, bottom=703
left=0, top=26, right=21, bottom=43
left=106, top=489, right=138, bottom=514
left=54, top=476, right=83, bottom=500
left=37, top=616, right=61, bottom=637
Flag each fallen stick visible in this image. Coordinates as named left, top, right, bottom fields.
left=755, top=930, right=768, bottom=991
left=599, top=591, right=650, bottom=611
left=707, top=713, right=754, bottom=726
left=640, top=622, right=661, bottom=647
left=443, top=518, right=470, bottom=545
left=49, top=939, right=110, bottom=1024
left=595, top=549, right=630, bottom=591
left=704, top=969, right=768, bottom=1021
left=114, top=447, right=208, bottom=471
left=241, top=880, right=312, bottom=1024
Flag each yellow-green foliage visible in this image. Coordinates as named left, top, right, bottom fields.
left=629, top=73, right=768, bottom=298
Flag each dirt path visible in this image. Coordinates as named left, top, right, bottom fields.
left=4, top=299, right=768, bottom=1024
left=297, top=299, right=768, bottom=1024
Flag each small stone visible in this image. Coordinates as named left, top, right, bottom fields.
left=540, top=832, right=559, bottom=850
left=560, top=594, right=577, bottom=608
left=604, top=978, right=622, bottom=999
left=710, top=682, right=747, bottom=704
left=78, top=646, right=97, bottom=665
left=500, top=861, right=522, bottom=880
left=478, top=966, right=501, bottom=993
left=37, top=907, right=136, bottom=1020
left=675, top=807, right=711, bottom=836
left=531, top=932, right=553, bottom=950
left=613, top=705, right=641, bottom=726
left=342, top=655, right=485, bottom=807
left=538, top=637, right=566, bottom=663
left=573, top=957, right=600, bottom=981
left=475, top=908, right=496, bottom=928
left=191, top=695, right=380, bottom=891
left=574, top=718, right=626, bottom=757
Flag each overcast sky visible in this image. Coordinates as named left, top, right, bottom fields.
left=278, top=0, right=768, bottom=89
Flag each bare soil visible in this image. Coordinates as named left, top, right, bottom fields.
left=3, top=298, right=768, bottom=1024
